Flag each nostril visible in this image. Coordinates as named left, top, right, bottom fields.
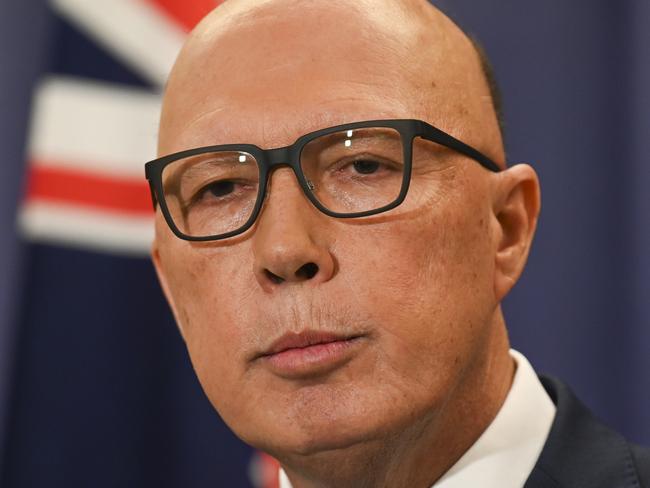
left=262, top=262, right=320, bottom=285
left=295, top=262, right=319, bottom=280
left=264, top=269, right=285, bottom=284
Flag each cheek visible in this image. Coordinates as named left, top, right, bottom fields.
left=160, top=242, right=257, bottom=406
left=349, top=193, right=491, bottom=306
left=339, top=175, right=495, bottom=383
left=167, top=248, right=248, bottom=330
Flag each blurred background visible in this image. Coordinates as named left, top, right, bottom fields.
left=0, top=0, right=648, bottom=486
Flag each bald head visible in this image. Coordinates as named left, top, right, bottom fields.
left=159, top=0, right=504, bottom=163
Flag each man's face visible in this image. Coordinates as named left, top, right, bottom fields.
left=154, top=0, right=507, bottom=457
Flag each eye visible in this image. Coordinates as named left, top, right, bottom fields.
left=352, top=160, right=381, bottom=175
left=322, top=153, right=403, bottom=181
left=189, top=180, right=239, bottom=207
left=204, top=180, right=235, bottom=198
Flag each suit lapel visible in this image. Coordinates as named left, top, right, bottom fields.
left=524, top=375, right=641, bottom=488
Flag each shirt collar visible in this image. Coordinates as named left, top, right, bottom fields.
left=279, top=349, right=555, bottom=488
left=434, top=348, right=555, bottom=487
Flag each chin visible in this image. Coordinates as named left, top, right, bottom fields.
left=237, top=391, right=402, bottom=459
left=251, top=421, right=376, bottom=459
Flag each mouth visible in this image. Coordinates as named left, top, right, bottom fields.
left=254, top=330, right=366, bottom=379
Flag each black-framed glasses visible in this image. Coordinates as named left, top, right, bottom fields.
left=145, top=119, right=501, bottom=241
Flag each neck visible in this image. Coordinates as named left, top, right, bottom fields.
left=280, top=311, right=515, bottom=488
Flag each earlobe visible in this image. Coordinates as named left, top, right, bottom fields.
left=151, top=244, right=187, bottom=341
left=491, top=164, right=541, bottom=301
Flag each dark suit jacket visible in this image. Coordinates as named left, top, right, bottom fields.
left=524, top=375, right=650, bottom=487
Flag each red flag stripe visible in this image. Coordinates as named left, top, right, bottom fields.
left=144, top=0, right=224, bottom=31
left=260, top=452, right=280, bottom=488
left=25, top=164, right=153, bottom=216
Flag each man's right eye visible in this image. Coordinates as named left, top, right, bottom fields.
left=202, top=180, right=235, bottom=198
left=187, top=180, right=238, bottom=207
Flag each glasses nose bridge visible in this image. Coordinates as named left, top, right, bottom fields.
left=263, top=144, right=305, bottom=182
left=260, top=144, right=319, bottom=208
left=266, top=145, right=295, bottom=169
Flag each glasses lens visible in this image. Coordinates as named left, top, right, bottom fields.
left=161, top=151, right=260, bottom=238
left=300, top=127, right=405, bottom=214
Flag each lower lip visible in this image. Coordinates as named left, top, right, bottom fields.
left=261, top=337, right=363, bottom=379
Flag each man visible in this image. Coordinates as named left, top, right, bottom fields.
left=146, top=0, right=650, bottom=486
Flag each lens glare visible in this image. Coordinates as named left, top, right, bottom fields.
left=161, top=151, right=260, bottom=238
left=300, top=127, right=405, bottom=214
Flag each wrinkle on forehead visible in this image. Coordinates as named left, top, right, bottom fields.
left=162, top=47, right=415, bottom=151
left=166, top=88, right=412, bottom=152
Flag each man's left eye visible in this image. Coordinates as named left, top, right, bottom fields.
left=352, top=160, right=381, bottom=174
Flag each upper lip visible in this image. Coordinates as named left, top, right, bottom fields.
left=255, top=330, right=362, bottom=359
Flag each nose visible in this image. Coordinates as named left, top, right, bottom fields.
left=252, top=168, right=336, bottom=292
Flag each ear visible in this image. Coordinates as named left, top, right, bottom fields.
left=151, top=243, right=187, bottom=341
left=491, top=164, right=541, bottom=301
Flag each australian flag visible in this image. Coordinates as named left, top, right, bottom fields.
left=2, top=1, right=279, bottom=486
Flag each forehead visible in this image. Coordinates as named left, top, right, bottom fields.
left=159, top=0, right=483, bottom=155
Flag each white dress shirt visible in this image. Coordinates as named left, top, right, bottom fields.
left=279, top=349, right=556, bottom=488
